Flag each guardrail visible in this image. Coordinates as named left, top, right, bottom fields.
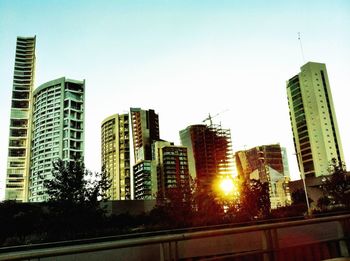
left=0, top=214, right=349, bottom=260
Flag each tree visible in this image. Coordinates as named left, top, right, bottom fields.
left=192, top=179, right=224, bottom=226
left=42, top=159, right=112, bottom=241
left=153, top=186, right=194, bottom=228
left=320, top=158, right=350, bottom=208
left=44, top=159, right=111, bottom=204
left=239, top=179, right=271, bottom=220
left=291, top=188, right=313, bottom=206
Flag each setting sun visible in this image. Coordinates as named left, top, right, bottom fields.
left=220, top=177, right=235, bottom=195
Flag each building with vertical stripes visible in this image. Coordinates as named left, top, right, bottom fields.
left=101, top=113, right=131, bottom=200
left=287, top=62, right=344, bottom=177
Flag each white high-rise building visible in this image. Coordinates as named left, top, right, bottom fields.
left=286, top=62, right=344, bottom=177
left=5, top=36, right=36, bottom=202
left=29, top=77, right=85, bottom=202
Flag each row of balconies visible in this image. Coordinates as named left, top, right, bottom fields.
left=14, top=65, right=33, bottom=71
left=8, top=148, right=26, bottom=157
left=9, top=139, right=26, bottom=148
left=10, top=128, right=27, bottom=137
left=16, top=41, right=35, bottom=48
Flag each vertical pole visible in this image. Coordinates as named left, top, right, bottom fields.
left=296, top=151, right=311, bottom=215
left=298, top=32, right=306, bottom=63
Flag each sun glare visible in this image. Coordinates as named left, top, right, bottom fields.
left=220, top=177, right=235, bottom=195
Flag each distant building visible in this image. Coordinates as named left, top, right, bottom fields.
left=101, top=113, right=131, bottom=200
left=179, top=124, right=234, bottom=190
left=29, top=77, right=85, bottom=202
left=152, top=141, right=191, bottom=202
left=133, top=160, right=156, bottom=199
left=130, top=108, right=160, bottom=163
left=286, top=62, right=345, bottom=177
left=235, top=144, right=291, bottom=208
left=5, top=36, right=36, bottom=202
left=281, top=147, right=290, bottom=179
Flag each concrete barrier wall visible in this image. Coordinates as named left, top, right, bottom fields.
left=1, top=214, right=349, bottom=261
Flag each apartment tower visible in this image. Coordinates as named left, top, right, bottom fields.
left=152, top=140, right=191, bottom=202
left=130, top=108, right=160, bottom=199
left=29, top=77, right=85, bottom=202
left=101, top=114, right=131, bottom=200
left=5, top=36, right=36, bottom=201
left=287, top=62, right=344, bottom=177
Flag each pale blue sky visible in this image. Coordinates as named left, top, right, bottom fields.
left=1, top=0, right=350, bottom=199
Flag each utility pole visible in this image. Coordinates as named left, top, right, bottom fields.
left=296, top=151, right=312, bottom=216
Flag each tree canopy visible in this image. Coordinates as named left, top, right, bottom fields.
left=319, top=158, right=350, bottom=208
left=44, top=159, right=111, bottom=205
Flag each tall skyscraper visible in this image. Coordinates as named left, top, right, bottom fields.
left=5, top=36, right=36, bottom=202
left=179, top=124, right=234, bottom=189
left=29, top=77, right=85, bottom=202
left=130, top=108, right=160, bottom=199
left=235, top=144, right=291, bottom=208
left=101, top=113, right=131, bottom=200
left=287, top=62, right=344, bottom=177
left=130, top=108, right=160, bottom=163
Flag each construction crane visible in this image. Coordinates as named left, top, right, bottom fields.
left=202, top=109, right=229, bottom=126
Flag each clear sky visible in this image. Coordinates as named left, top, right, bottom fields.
left=1, top=0, right=350, bottom=200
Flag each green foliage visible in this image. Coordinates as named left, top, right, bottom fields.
left=317, top=196, right=331, bottom=210
left=44, top=159, right=111, bottom=204
left=291, top=188, right=313, bottom=206
left=192, top=180, right=223, bottom=226
left=270, top=204, right=307, bottom=218
left=320, top=158, right=350, bottom=208
left=239, top=179, right=271, bottom=220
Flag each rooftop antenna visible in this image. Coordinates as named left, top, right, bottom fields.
left=298, top=32, right=306, bottom=63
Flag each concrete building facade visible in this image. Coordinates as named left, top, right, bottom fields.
left=235, top=144, right=291, bottom=208
left=287, top=62, right=345, bottom=177
left=5, top=36, right=36, bottom=202
left=130, top=108, right=159, bottom=163
left=152, top=141, right=191, bottom=202
left=101, top=114, right=131, bottom=200
left=133, top=160, right=156, bottom=199
left=29, top=77, right=85, bottom=202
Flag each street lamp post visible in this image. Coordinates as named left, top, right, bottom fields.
left=296, top=151, right=312, bottom=216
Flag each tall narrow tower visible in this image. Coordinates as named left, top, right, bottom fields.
left=5, top=36, right=36, bottom=202
left=101, top=114, right=131, bottom=200
left=287, top=62, right=344, bottom=177
left=130, top=108, right=160, bottom=199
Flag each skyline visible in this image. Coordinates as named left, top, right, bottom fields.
left=1, top=1, right=350, bottom=200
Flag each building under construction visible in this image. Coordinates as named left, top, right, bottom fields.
left=180, top=124, right=234, bottom=189
left=235, top=144, right=291, bottom=208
